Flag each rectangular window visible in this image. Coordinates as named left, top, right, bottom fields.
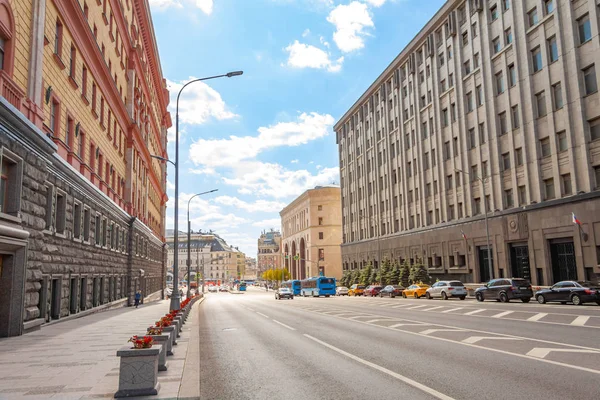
left=578, top=15, right=592, bottom=44
left=318, top=248, right=325, bottom=261
left=482, top=161, right=488, bottom=177
left=479, top=123, right=486, bottom=144
left=492, top=37, right=501, bottom=54
left=49, top=99, right=59, bottom=133
left=92, top=83, right=97, bottom=114
left=471, top=165, right=478, bottom=180
left=540, top=137, right=551, bottom=157
left=583, top=65, right=597, bottom=95
left=476, top=85, right=483, bottom=106
left=502, top=152, right=511, bottom=171
left=544, top=0, right=554, bottom=14
left=472, top=22, right=478, bottom=38
left=100, top=97, right=104, bottom=127
left=508, top=64, right=516, bottom=87
left=473, top=198, right=481, bottom=215
left=503, top=0, right=510, bottom=11
left=318, top=217, right=323, bottom=225
left=590, top=119, right=600, bottom=141
left=444, top=141, right=451, bottom=160
left=557, top=131, right=567, bottom=152
left=0, top=151, right=21, bottom=216
left=318, top=232, right=324, bottom=240
left=544, top=178, right=555, bottom=200
left=447, top=46, right=452, bottom=59
left=595, top=166, right=600, bottom=188
left=518, top=185, right=527, bottom=205
left=462, top=31, right=469, bottom=46
left=442, top=108, right=448, bottom=127
left=82, top=66, right=88, bottom=98
left=548, top=36, right=558, bottom=63
left=448, top=205, right=455, bottom=220
left=553, top=82, right=563, bottom=109
left=69, top=44, right=76, bottom=77
left=491, top=4, right=498, bottom=21
left=54, top=19, right=63, bottom=57
left=466, top=92, right=474, bottom=112
left=515, top=147, right=523, bottom=166
left=78, top=130, right=85, bottom=159
left=511, top=105, right=519, bottom=129
left=528, top=8, right=538, bottom=27
left=505, top=28, right=512, bottom=45
left=95, top=215, right=101, bottom=245
left=65, top=115, right=73, bottom=148
left=496, top=72, right=504, bottom=94
left=469, top=128, right=476, bottom=149
left=464, top=60, right=471, bottom=75
left=446, top=174, right=453, bottom=189
left=499, top=112, right=507, bottom=135
left=532, top=47, right=542, bottom=72
left=536, top=91, right=547, bottom=117
left=73, top=202, right=81, bottom=239
left=101, top=218, right=107, bottom=247
left=561, top=174, right=572, bottom=196
left=55, top=191, right=66, bottom=234
left=83, top=208, right=90, bottom=241
left=504, top=189, right=514, bottom=208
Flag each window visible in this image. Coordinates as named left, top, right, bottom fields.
left=515, top=147, right=523, bottom=166
left=548, top=36, right=558, bottom=63
left=462, top=31, right=469, bottom=46
left=444, top=141, right=451, bottom=160
left=544, top=178, right=555, bottom=200
left=583, top=65, right=597, bottom=95
left=511, top=105, right=519, bottom=129
left=479, top=123, right=486, bottom=144
left=440, top=79, right=446, bottom=92
left=451, top=103, right=457, bottom=122
left=502, top=0, right=510, bottom=11
left=472, top=23, right=478, bottom=38
left=91, top=83, right=97, bottom=113
left=528, top=8, right=538, bottom=27
left=100, top=97, right=104, bottom=126
left=557, top=131, right=567, bottom=152
left=496, top=72, right=504, bottom=94
left=65, top=115, right=74, bottom=148
left=466, top=91, right=474, bottom=112
left=73, top=202, right=81, bottom=239
left=318, top=232, right=324, bottom=240
left=552, top=82, right=563, bottom=109
left=518, top=185, right=526, bottom=205
left=448, top=205, right=455, bottom=220
left=446, top=174, right=453, bottom=189
left=561, top=174, right=572, bottom=196
left=442, top=108, right=448, bottom=127
left=590, top=119, right=600, bottom=141
left=54, top=191, right=66, bottom=234
left=0, top=149, right=22, bottom=216
left=469, top=128, right=476, bottom=149
left=83, top=207, right=90, bottom=241
left=474, top=53, right=479, bottom=69
left=476, top=85, right=483, bottom=106
left=318, top=217, right=323, bottom=225
left=508, top=64, right=516, bottom=87
left=544, top=0, right=554, bottom=14
left=77, top=130, right=85, bottom=159
left=490, top=4, right=498, bottom=21
left=504, top=189, right=514, bottom=208
left=439, top=52, right=445, bottom=66
left=595, top=166, right=600, bottom=188
left=69, top=44, right=76, bottom=77
left=536, top=91, right=547, bottom=117
left=492, top=37, right=501, bottom=54
left=482, top=160, right=488, bottom=177
left=499, top=112, right=507, bottom=135
left=464, top=60, right=471, bottom=75
left=95, top=214, right=101, bottom=245
left=505, top=28, right=512, bottom=45
left=82, top=66, right=88, bottom=98
left=473, top=198, right=481, bottom=215
left=447, top=46, right=452, bottom=59
left=471, top=165, right=478, bottom=180
left=532, top=47, right=542, bottom=72
left=54, top=19, right=63, bottom=57
left=502, top=152, right=511, bottom=170
left=318, top=248, right=325, bottom=261
left=540, top=137, right=551, bottom=157
left=318, top=205, right=322, bottom=211
left=578, top=15, right=592, bottom=44
left=49, top=98, right=59, bottom=133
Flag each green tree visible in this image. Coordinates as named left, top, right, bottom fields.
left=412, top=258, right=430, bottom=284
left=388, top=261, right=400, bottom=285
left=369, top=268, right=378, bottom=286
left=350, top=269, right=360, bottom=286
left=359, top=262, right=372, bottom=286
left=378, top=259, right=391, bottom=285
left=340, top=271, right=350, bottom=287
left=400, top=260, right=411, bottom=287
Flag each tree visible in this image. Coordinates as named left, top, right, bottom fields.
left=388, top=261, right=400, bottom=285
left=359, top=262, right=372, bottom=286
left=378, top=258, right=391, bottom=286
left=411, top=258, right=430, bottom=284
left=340, top=271, right=350, bottom=287
left=369, top=268, right=378, bottom=286
left=349, top=269, right=360, bottom=286
left=400, top=260, right=411, bottom=287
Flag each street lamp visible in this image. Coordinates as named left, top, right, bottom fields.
left=359, top=211, right=382, bottom=271
left=168, top=70, right=243, bottom=311
left=187, top=189, right=218, bottom=298
left=455, top=168, right=493, bottom=282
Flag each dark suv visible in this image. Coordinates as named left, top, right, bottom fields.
left=475, top=278, right=533, bottom=303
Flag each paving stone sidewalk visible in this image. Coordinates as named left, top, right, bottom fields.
left=0, top=298, right=202, bottom=400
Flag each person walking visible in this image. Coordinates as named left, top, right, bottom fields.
left=134, top=291, right=141, bottom=308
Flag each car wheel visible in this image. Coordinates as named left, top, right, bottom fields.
left=596, top=301, right=600, bottom=306
left=291, top=296, right=294, bottom=300
left=499, top=292, right=509, bottom=303
left=521, top=298, right=530, bottom=303
left=459, top=296, right=466, bottom=300
left=425, top=292, right=431, bottom=300
left=536, top=295, right=546, bottom=304
left=391, top=294, right=395, bottom=299
left=441, top=292, right=448, bottom=301
left=476, top=292, right=484, bottom=302
left=402, top=293, right=407, bottom=299
left=414, top=293, right=419, bottom=299
left=571, top=294, right=582, bottom=306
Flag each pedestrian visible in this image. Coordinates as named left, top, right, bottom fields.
left=134, top=290, right=141, bottom=308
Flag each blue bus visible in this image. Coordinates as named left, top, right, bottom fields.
left=300, top=277, right=336, bottom=297
left=282, top=280, right=301, bottom=295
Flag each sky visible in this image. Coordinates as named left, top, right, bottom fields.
left=149, top=0, right=446, bottom=257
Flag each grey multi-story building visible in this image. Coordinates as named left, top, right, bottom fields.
left=335, top=0, right=600, bottom=285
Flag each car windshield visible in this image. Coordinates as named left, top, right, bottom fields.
left=279, top=288, right=291, bottom=292
left=449, top=281, right=464, bottom=287
left=511, top=279, right=531, bottom=286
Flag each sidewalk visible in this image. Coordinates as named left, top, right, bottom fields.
left=0, top=298, right=202, bottom=399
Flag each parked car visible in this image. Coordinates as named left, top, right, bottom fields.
left=219, top=286, right=229, bottom=292
left=475, top=278, right=533, bottom=303
left=535, top=281, right=600, bottom=305
left=403, top=284, right=430, bottom=299
left=208, top=286, right=217, bottom=293
left=379, top=285, right=404, bottom=298
left=364, top=285, right=383, bottom=297
left=348, top=284, right=366, bottom=296
left=426, top=281, right=467, bottom=300
left=336, top=286, right=349, bottom=296
left=275, top=287, right=294, bottom=300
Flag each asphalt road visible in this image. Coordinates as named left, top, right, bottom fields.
left=199, top=287, right=600, bottom=400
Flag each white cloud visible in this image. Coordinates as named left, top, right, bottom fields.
left=320, top=36, right=331, bottom=48
left=363, top=0, right=387, bottom=6
left=222, top=162, right=339, bottom=199
left=167, top=180, right=175, bottom=190
left=302, top=28, right=311, bottom=37
left=194, top=0, right=213, bottom=15
left=189, top=167, right=218, bottom=176
left=189, top=213, right=250, bottom=230
left=167, top=192, right=221, bottom=215
left=252, top=218, right=282, bottom=228
left=316, top=165, right=322, bottom=170
left=284, top=41, right=343, bottom=72
left=291, top=159, right=299, bottom=164
left=214, top=196, right=287, bottom=213
left=149, top=0, right=183, bottom=10
left=167, top=78, right=237, bottom=126
left=189, top=112, right=334, bottom=167
left=149, top=0, right=213, bottom=14
left=327, top=1, right=374, bottom=53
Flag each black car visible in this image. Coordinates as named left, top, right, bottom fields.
left=535, top=281, right=600, bottom=305
left=475, top=278, right=533, bottom=303
left=379, top=285, right=405, bottom=298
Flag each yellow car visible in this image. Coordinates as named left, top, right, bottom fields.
left=348, top=284, right=365, bottom=296
left=402, top=284, right=430, bottom=299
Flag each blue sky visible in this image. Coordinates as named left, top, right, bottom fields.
left=149, top=0, right=445, bottom=256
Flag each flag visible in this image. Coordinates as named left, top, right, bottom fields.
left=572, top=212, right=581, bottom=226
left=461, top=230, right=467, bottom=240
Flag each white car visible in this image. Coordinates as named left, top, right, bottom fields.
left=426, top=281, right=467, bottom=300
left=336, top=286, right=349, bottom=296
left=208, top=286, right=218, bottom=293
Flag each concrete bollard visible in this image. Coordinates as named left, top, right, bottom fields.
left=114, top=345, right=161, bottom=398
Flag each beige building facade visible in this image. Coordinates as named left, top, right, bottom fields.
left=280, top=186, right=343, bottom=280
left=257, top=229, right=282, bottom=272
left=335, top=0, right=600, bottom=285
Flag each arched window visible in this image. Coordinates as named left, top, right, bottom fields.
left=0, top=0, right=15, bottom=75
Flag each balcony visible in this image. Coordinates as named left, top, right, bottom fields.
left=0, top=70, right=24, bottom=112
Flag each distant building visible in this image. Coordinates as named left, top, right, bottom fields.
left=243, top=257, right=258, bottom=280
left=280, top=186, right=343, bottom=280
left=257, top=229, right=282, bottom=273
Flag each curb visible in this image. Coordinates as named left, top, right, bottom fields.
left=178, top=296, right=204, bottom=398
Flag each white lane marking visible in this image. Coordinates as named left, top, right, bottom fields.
left=391, top=304, right=412, bottom=308
left=365, top=319, right=395, bottom=324
left=405, top=304, right=429, bottom=310
left=571, top=316, right=590, bottom=326
left=462, top=336, right=523, bottom=344
left=491, top=311, right=514, bottom=319
left=526, top=348, right=600, bottom=359
left=304, top=334, right=455, bottom=400
left=441, top=307, right=464, bottom=313
left=389, top=323, right=428, bottom=328
left=348, top=315, right=376, bottom=320
left=420, top=329, right=466, bottom=335
left=464, top=309, right=486, bottom=315
left=526, top=313, right=548, bottom=322
left=256, top=312, right=270, bottom=319
left=422, top=306, right=445, bottom=312
left=272, top=319, right=296, bottom=331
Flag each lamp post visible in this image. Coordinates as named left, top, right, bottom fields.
left=455, top=168, right=493, bottom=282
left=163, top=70, right=243, bottom=311
left=359, top=211, right=381, bottom=271
left=186, top=189, right=218, bottom=298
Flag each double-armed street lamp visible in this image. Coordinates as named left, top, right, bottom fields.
left=455, top=168, right=493, bottom=282
left=187, top=189, right=218, bottom=298
left=154, top=70, right=243, bottom=311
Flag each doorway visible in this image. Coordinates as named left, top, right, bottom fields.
left=478, top=246, right=493, bottom=282
left=550, top=240, right=577, bottom=283
left=50, top=277, right=61, bottom=320
left=510, top=244, right=531, bottom=281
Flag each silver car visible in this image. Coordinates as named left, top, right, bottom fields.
left=425, top=281, right=467, bottom=300
left=336, top=286, right=349, bottom=296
